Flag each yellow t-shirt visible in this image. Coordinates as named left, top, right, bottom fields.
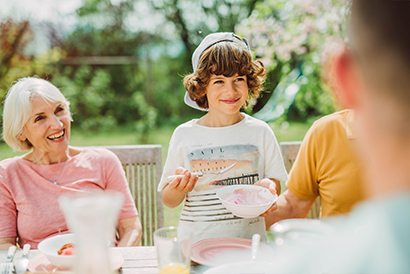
left=286, top=110, right=364, bottom=217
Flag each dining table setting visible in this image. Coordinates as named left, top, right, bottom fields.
left=0, top=185, right=330, bottom=274
left=0, top=245, right=213, bottom=274
left=0, top=238, right=275, bottom=274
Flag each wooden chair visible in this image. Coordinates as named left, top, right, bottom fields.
left=102, top=145, right=164, bottom=246
left=280, top=141, right=321, bottom=219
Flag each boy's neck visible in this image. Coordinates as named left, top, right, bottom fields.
left=197, top=112, right=245, bottom=127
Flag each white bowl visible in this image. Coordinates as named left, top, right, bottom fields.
left=216, top=185, right=278, bottom=218
left=37, top=233, right=76, bottom=270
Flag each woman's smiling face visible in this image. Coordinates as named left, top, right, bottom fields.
left=20, top=96, right=71, bottom=155
left=205, top=74, right=249, bottom=115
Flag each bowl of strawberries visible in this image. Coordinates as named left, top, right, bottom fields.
left=37, top=233, right=77, bottom=270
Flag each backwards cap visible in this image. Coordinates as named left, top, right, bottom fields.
left=184, top=32, right=251, bottom=111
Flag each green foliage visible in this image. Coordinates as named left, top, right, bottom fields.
left=148, top=0, right=260, bottom=63
left=237, top=0, right=350, bottom=121
left=289, top=58, right=339, bottom=120
left=0, top=19, right=34, bottom=134
left=0, top=0, right=350, bottom=139
left=133, top=92, right=158, bottom=142
left=45, top=0, right=166, bottom=133
left=0, top=19, right=33, bottom=79
left=53, top=66, right=113, bottom=131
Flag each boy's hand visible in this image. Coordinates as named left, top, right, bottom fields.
left=254, top=178, right=278, bottom=217
left=168, top=167, right=199, bottom=193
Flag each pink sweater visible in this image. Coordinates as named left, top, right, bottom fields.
left=0, top=147, right=138, bottom=248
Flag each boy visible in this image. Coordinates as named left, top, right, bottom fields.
left=158, top=32, right=288, bottom=243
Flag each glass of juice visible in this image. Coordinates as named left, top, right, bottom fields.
left=154, top=226, right=193, bottom=274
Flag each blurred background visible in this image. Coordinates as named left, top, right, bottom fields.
left=0, top=1, right=349, bottom=225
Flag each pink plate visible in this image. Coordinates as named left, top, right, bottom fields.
left=190, top=237, right=273, bottom=266
left=28, top=250, right=124, bottom=273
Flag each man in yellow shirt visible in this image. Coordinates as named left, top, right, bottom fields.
left=265, top=109, right=364, bottom=228
left=268, top=1, right=409, bottom=271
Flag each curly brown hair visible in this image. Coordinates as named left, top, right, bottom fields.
left=183, top=40, right=267, bottom=110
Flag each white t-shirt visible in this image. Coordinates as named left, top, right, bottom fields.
left=159, top=114, right=288, bottom=243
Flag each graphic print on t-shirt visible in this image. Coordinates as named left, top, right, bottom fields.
left=180, top=144, right=260, bottom=223
left=189, top=144, right=260, bottom=190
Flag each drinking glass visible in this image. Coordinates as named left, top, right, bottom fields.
left=154, top=226, right=193, bottom=274
left=59, top=190, right=124, bottom=274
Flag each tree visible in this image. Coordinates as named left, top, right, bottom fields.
left=43, top=0, right=161, bottom=140
left=0, top=19, right=34, bottom=135
left=237, top=0, right=350, bottom=120
left=147, top=0, right=261, bottom=119
left=51, top=0, right=262, bottom=128
left=149, top=0, right=258, bottom=61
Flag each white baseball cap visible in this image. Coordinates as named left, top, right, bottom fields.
left=184, top=32, right=251, bottom=111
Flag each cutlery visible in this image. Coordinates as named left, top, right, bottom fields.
left=14, top=244, right=30, bottom=274
left=0, top=245, right=16, bottom=274
left=251, top=233, right=261, bottom=262
left=166, top=162, right=237, bottom=182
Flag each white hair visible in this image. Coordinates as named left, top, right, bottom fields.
left=2, top=77, right=71, bottom=151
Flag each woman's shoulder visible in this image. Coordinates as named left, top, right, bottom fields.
left=0, top=155, right=29, bottom=170
left=72, top=146, right=118, bottom=162
left=0, top=157, right=17, bottom=171
left=0, top=156, right=30, bottom=181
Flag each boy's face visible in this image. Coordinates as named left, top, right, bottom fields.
left=205, top=74, right=249, bottom=115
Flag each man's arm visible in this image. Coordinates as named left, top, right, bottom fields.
left=264, top=189, right=316, bottom=230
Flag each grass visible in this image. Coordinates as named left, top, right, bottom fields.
left=0, top=120, right=313, bottom=228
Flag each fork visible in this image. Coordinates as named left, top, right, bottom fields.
left=166, top=162, right=237, bottom=182
left=0, top=245, right=16, bottom=274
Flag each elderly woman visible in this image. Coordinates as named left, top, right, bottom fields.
left=0, top=77, right=142, bottom=250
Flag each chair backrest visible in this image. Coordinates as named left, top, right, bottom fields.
left=280, top=141, right=321, bottom=219
left=102, top=145, right=164, bottom=246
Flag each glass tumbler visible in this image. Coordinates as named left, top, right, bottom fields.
left=154, top=226, right=193, bottom=274
left=59, top=190, right=124, bottom=274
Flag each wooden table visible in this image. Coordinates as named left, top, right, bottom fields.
left=0, top=247, right=211, bottom=274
